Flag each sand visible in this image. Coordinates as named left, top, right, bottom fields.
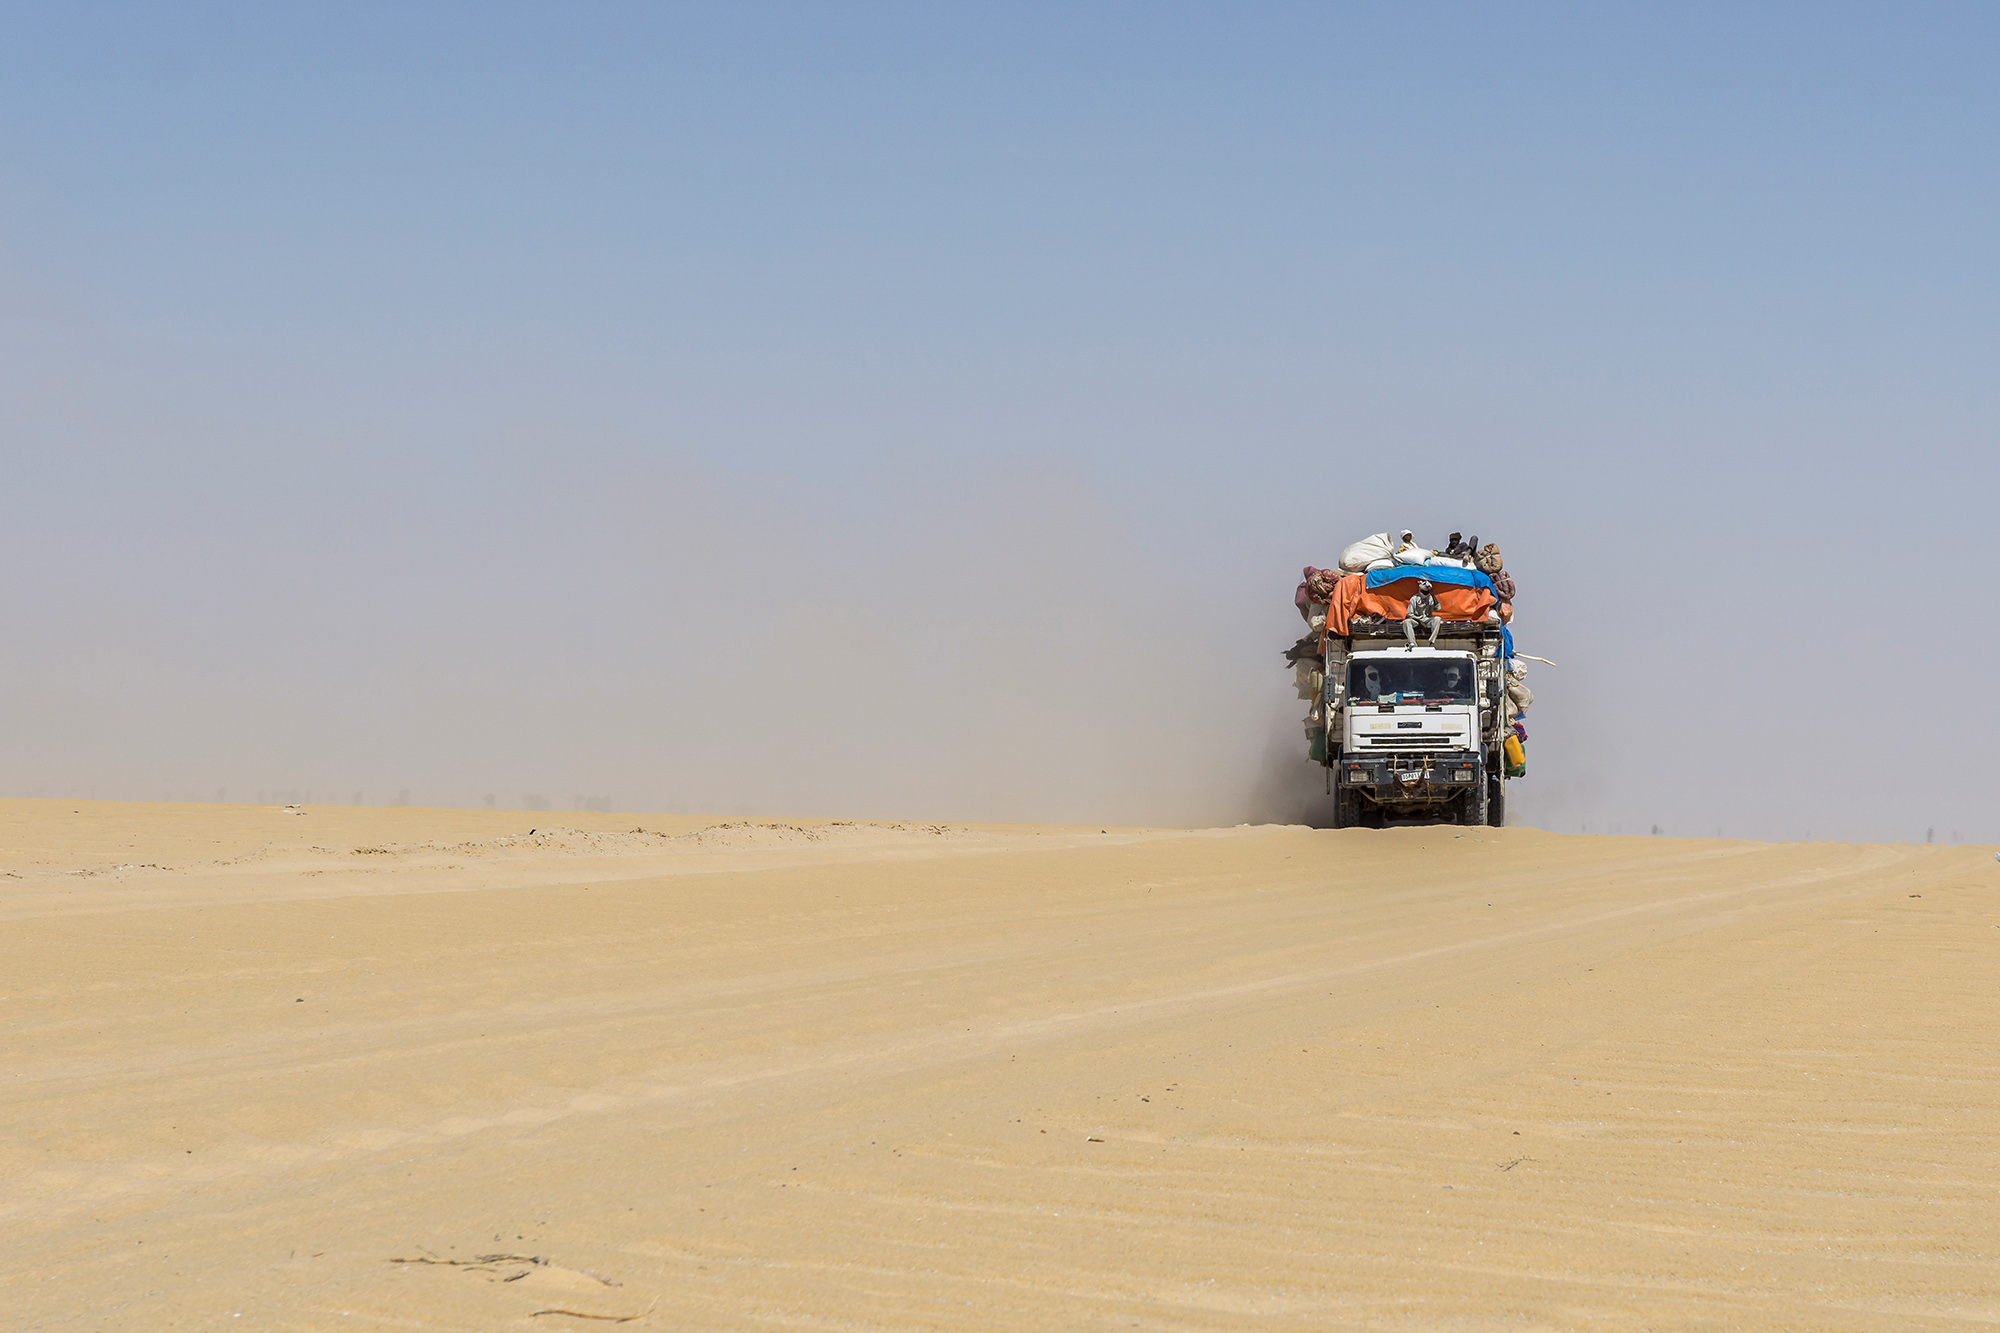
left=3, top=799, right=1996, bottom=1330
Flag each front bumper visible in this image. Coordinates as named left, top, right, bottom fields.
left=1338, top=751, right=1485, bottom=803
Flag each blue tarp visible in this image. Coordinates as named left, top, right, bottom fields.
left=1363, top=563, right=1496, bottom=593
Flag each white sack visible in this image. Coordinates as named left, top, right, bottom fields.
left=1505, top=660, right=1532, bottom=714
left=1391, top=531, right=1434, bottom=564
left=1338, top=532, right=1394, bottom=571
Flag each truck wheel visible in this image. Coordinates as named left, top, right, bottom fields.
left=1464, top=779, right=1488, bottom=826
left=1331, top=785, right=1359, bottom=829
left=1487, top=776, right=1506, bottom=828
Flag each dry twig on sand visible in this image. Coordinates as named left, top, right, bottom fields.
left=530, top=1309, right=644, bottom=1322
left=388, top=1251, right=545, bottom=1270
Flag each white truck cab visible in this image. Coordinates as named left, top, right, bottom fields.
left=1298, top=631, right=1511, bottom=827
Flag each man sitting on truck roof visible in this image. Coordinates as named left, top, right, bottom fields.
left=1403, top=578, right=1441, bottom=649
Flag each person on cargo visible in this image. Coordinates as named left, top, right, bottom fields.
left=1403, top=578, right=1441, bottom=648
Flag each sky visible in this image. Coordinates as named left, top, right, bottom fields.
left=3, top=2, right=1996, bottom=840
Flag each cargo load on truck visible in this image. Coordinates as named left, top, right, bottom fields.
left=1286, top=531, right=1540, bottom=828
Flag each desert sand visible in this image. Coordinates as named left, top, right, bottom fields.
left=3, top=798, right=1996, bottom=1330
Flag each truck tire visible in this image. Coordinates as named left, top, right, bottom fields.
left=1464, top=778, right=1488, bottom=826
left=1487, top=775, right=1506, bottom=828
left=1331, top=784, right=1360, bottom=829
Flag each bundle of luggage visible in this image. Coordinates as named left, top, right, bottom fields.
left=1288, top=528, right=1533, bottom=728
left=1294, top=529, right=1518, bottom=636
left=1338, top=529, right=1497, bottom=576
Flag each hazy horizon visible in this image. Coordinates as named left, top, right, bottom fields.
left=5, top=4, right=1996, bottom=841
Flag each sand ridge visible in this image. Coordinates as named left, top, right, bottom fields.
left=2, top=799, right=1996, bottom=1329
left=0, top=803, right=1196, bottom=923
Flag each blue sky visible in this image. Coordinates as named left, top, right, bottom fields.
left=3, top=4, right=1996, bottom=836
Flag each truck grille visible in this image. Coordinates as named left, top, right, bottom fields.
left=1364, top=734, right=1467, bottom=748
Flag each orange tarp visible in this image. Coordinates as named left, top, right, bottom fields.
left=1324, top=573, right=1495, bottom=636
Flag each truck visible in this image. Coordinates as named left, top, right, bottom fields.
left=1294, top=615, right=1514, bottom=828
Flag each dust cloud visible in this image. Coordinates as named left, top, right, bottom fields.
left=2, top=380, right=1995, bottom=844
left=0, top=414, right=1296, bottom=828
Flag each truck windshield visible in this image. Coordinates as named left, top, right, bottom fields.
left=1349, top=658, right=1476, bottom=703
